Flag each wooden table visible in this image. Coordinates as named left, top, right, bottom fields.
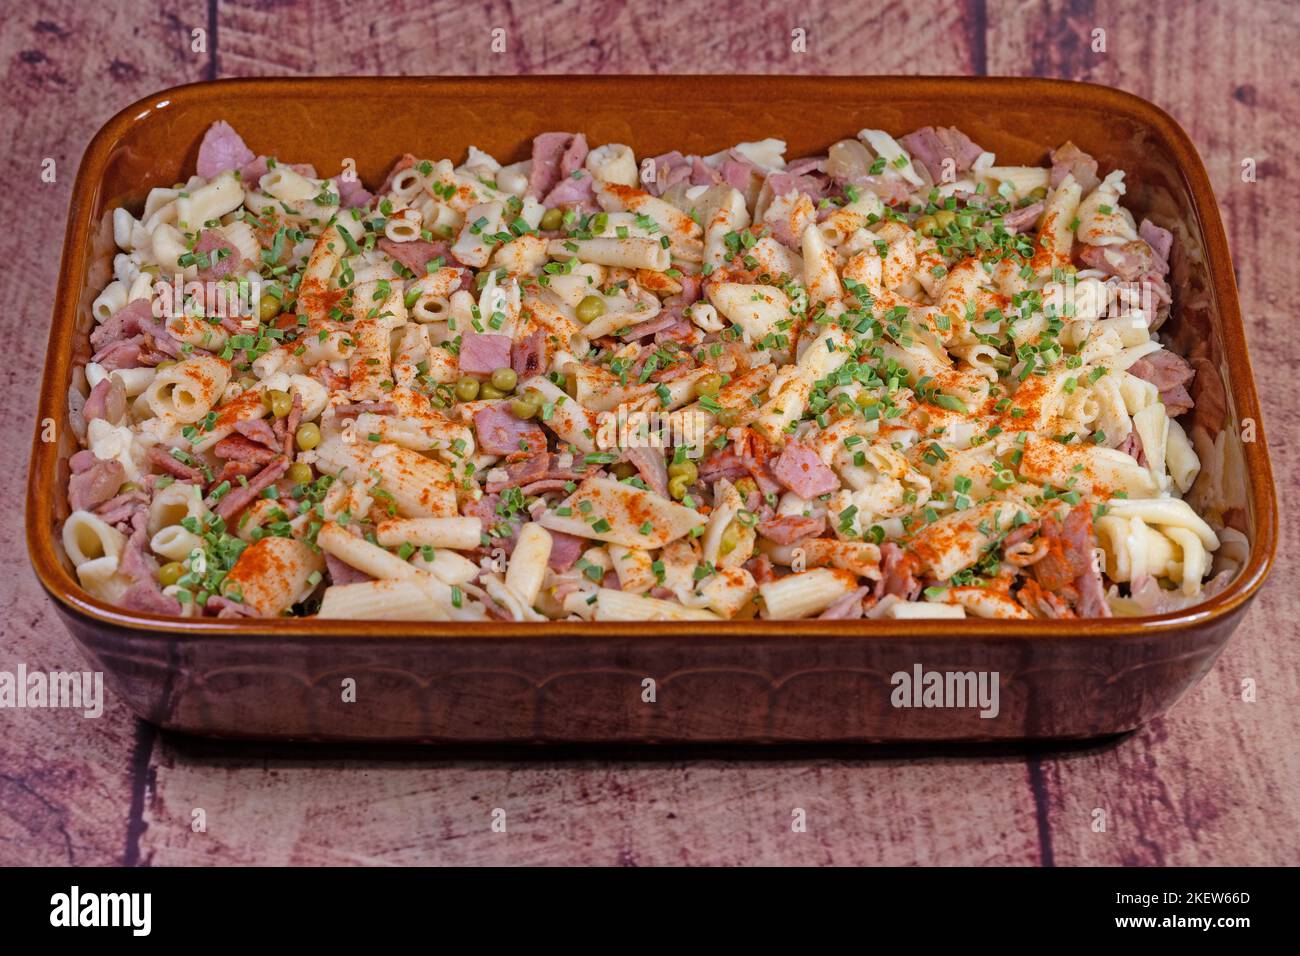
left=2, top=0, right=1296, bottom=866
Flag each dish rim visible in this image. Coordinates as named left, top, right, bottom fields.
left=26, top=74, right=1278, bottom=641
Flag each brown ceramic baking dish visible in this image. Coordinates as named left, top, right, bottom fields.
left=26, top=76, right=1276, bottom=743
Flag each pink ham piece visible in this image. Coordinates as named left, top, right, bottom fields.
left=819, top=586, right=871, bottom=620
left=722, top=157, right=756, bottom=192
left=542, top=169, right=597, bottom=209
left=194, top=229, right=241, bottom=281
left=83, top=377, right=126, bottom=425
left=765, top=170, right=827, bottom=203
left=770, top=442, right=839, bottom=498
left=89, top=299, right=154, bottom=352
left=68, top=455, right=125, bottom=512
left=874, top=542, right=922, bottom=601
left=459, top=331, right=513, bottom=375
left=511, top=329, right=547, bottom=379
left=1074, top=564, right=1112, bottom=618
left=325, top=552, right=372, bottom=587
left=1077, top=241, right=1153, bottom=282
left=196, top=121, right=256, bottom=179
left=1128, top=349, right=1196, bottom=416
left=473, top=403, right=547, bottom=455
left=624, top=446, right=669, bottom=499
left=148, top=445, right=204, bottom=483
left=233, top=416, right=280, bottom=450
left=206, top=594, right=261, bottom=618
left=213, top=434, right=281, bottom=466
left=1049, top=141, right=1100, bottom=192
left=647, top=151, right=693, bottom=196
left=898, top=126, right=985, bottom=184
left=528, top=132, right=584, bottom=200
left=118, top=509, right=181, bottom=616
left=547, top=531, right=586, bottom=572
left=1139, top=219, right=1173, bottom=272
left=333, top=175, right=373, bottom=210
left=756, top=514, right=826, bottom=545
left=559, top=133, right=589, bottom=178
left=1003, top=202, right=1044, bottom=233
left=213, top=458, right=288, bottom=522
left=378, top=237, right=451, bottom=275
left=485, top=452, right=586, bottom=494
left=690, top=156, right=722, bottom=186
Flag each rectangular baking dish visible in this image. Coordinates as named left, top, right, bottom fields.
left=27, top=76, right=1276, bottom=743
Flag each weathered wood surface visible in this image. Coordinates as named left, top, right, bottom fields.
left=1, top=0, right=1296, bottom=866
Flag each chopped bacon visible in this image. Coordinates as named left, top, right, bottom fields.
left=213, top=458, right=288, bottom=522
left=543, top=169, right=597, bottom=210
left=1017, top=578, right=1076, bottom=619
left=206, top=594, right=261, bottom=618
left=1032, top=505, right=1096, bottom=591
left=512, top=329, right=547, bottom=378
left=234, top=416, right=280, bottom=450
left=529, top=131, right=584, bottom=200
left=546, top=531, right=586, bottom=572
left=744, top=554, right=777, bottom=586
left=148, top=445, right=205, bottom=483
left=213, top=434, right=281, bottom=466
left=485, top=453, right=587, bottom=494
left=1003, top=202, right=1044, bottom=233
left=325, top=552, right=372, bottom=587
left=83, top=377, right=126, bottom=425
left=647, top=151, right=693, bottom=196
left=117, top=509, right=181, bottom=615
left=819, top=586, right=871, bottom=620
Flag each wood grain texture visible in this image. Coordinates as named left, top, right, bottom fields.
left=0, top=0, right=213, bottom=865
left=2, top=0, right=1296, bottom=866
left=986, top=0, right=1300, bottom=867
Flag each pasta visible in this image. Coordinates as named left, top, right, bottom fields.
left=61, top=119, right=1225, bottom=621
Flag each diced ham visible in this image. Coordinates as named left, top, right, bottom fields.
left=458, top=331, right=514, bottom=374
left=325, top=551, right=372, bottom=587
left=1074, top=563, right=1112, bottom=618
left=118, top=509, right=181, bottom=615
left=624, top=446, right=669, bottom=499
left=559, top=133, right=589, bottom=179
left=528, top=132, right=582, bottom=200
left=690, top=156, right=722, bottom=187
left=874, top=542, right=922, bottom=601
left=1049, top=141, right=1100, bottom=192
left=1003, top=201, right=1044, bottom=233
left=898, top=126, right=985, bottom=183
left=1001, top=520, right=1041, bottom=549
left=484, top=452, right=588, bottom=494
left=1077, top=241, right=1153, bottom=281
left=547, top=531, right=586, bottom=572
left=756, top=514, right=826, bottom=545
left=206, top=594, right=261, bottom=618
left=90, top=299, right=153, bottom=351
left=83, top=376, right=126, bottom=425
left=332, top=175, right=373, bottom=210
left=511, top=329, right=547, bottom=379
left=1128, top=349, right=1195, bottom=417
left=770, top=442, right=839, bottom=498
left=68, top=455, right=125, bottom=512
left=194, top=229, right=241, bottom=281
left=1031, top=505, right=1095, bottom=592
left=765, top=170, right=827, bottom=203
left=332, top=400, right=397, bottom=418
left=744, top=554, right=776, bottom=585
left=196, top=121, right=256, bottom=180
left=543, top=169, right=597, bottom=209
left=90, top=299, right=180, bottom=367
left=213, top=458, right=288, bottom=522
left=819, top=586, right=871, bottom=620
left=647, top=151, right=692, bottom=196
left=92, top=338, right=143, bottom=371
left=94, top=490, right=150, bottom=527
left=1118, top=430, right=1148, bottom=467
left=378, top=237, right=451, bottom=275
left=282, top=390, right=302, bottom=458
left=463, top=493, right=521, bottom=554
left=1139, top=219, right=1173, bottom=273
left=1017, top=578, right=1075, bottom=619
left=473, top=403, right=547, bottom=455
left=722, top=158, right=756, bottom=192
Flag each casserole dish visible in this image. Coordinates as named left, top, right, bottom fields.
left=27, top=76, right=1276, bottom=742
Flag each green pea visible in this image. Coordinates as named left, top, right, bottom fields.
left=510, top=395, right=540, bottom=420
left=490, top=367, right=518, bottom=392
left=695, top=372, right=723, bottom=398
left=915, top=214, right=938, bottom=237
left=479, top=384, right=506, bottom=401
left=933, top=209, right=956, bottom=230
left=610, top=461, right=637, bottom=480
left=454, top=376, right=481, bottom=402
left=1026, top=186, right=1048, bottom=202
left=295, top=422, right=321, bottom=451
left=668, top=474, right=692, bottom=500
left=734, top=477, right=758, bottom=500
left=258, top=291, right=281, bottom=323
left=540, top=207, right=564, bottom=231
left=575, top=295, right=607, bottom=324
left=265, top=389, right=292, bottom=419
left=287, top=462, right=314, bottom=485
left=855, top=391, right=879, bottom=409
left=157, top=561, right=184, bottom=587
left=564, top=372, right=578, bottom=396
left=667, top=459, right=698, bottom=482
left=715, top=407, right=739, bottom=428
left=118, top=481, right=139, bottom=494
